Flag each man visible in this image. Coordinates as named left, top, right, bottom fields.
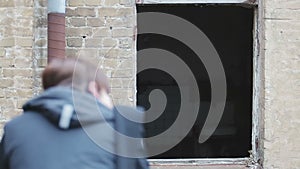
left=0, top=58, right=148, bottom=169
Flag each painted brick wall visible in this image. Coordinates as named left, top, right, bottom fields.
left=263, top=0, right=300, bottom=168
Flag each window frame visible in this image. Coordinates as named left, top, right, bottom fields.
left=136, top=0, right=257, bottom=5
left=135, top=0, right=264, bottom=168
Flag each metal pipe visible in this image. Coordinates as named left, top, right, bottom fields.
left=48, top=0, right=66, bottom=62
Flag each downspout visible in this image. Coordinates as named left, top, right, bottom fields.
left=48, top=0, right=66, bottom=62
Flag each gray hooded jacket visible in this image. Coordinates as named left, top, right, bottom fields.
left=0, top=87, right=148, bottom=169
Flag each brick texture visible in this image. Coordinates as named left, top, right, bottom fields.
left=65, top=0, right=136, bottom=106
left=32, top=0, right=47, bottom=98
left=0, top=0, right=38, bottom=136
left=0, top=0, right=34, bottom=126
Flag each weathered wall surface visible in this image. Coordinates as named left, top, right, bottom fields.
left=263, top=0, right=300, bottom=168
left=0, top=0, right=136, bottom=132
left=65, top=0, right=137, bottom=106
left=0, top=0, right=35, bottom=134
left=32, top=0, right=48, bottom=96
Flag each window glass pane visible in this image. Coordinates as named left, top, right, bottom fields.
left=137, top=5, right=254, bottom=158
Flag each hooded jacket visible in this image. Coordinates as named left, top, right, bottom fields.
left=0, top=87, right=148, bottom=169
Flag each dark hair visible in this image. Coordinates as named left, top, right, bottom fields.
left=42, top=58, right=110, bottom=93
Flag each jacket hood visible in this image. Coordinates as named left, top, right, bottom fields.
left=23, top=87, right=114, bottom=129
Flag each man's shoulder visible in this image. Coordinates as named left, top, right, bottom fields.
left=4, top=112, right=42, bottom=131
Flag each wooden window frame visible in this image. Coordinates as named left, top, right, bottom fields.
left=135, top=0, right=264, bottom=168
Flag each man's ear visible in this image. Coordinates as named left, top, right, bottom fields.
left=88, top=81, right=100, bottom=98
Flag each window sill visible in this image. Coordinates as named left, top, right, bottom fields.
left=149, top=158, right=251, bottom=168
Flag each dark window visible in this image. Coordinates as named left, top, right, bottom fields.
left=137, top=5, right=253, bottom=158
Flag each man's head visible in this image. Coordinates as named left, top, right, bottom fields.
left=42, top=58, right=111, bottom=99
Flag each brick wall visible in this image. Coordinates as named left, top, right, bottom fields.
left=33, top=0, right=48, bottom=95
left=0, top=0, right=136, bottom=133
left=263, top=0, right=300, bottom=168
left=65, top=0, right=137, bottom=106
left=0, top=0, right=35, bottom=135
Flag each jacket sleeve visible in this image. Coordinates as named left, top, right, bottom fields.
left=137, top=158, right=149, bottom=169
left=0, top=134, right=9, bottom=169
left=114, top=106, right=149, bottom=169
left=136, top=119, right=149, bottom=169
